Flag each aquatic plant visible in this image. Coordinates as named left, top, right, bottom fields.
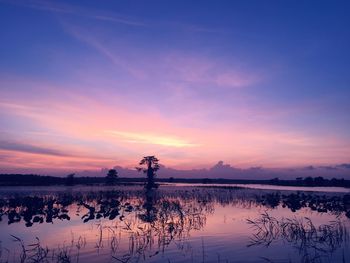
left=247, top=212, right=349, bottom=262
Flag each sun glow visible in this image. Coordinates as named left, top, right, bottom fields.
left=106, top=130, right=200, bottom=148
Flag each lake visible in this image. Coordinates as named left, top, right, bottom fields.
left=0, top=184, right=349, bottom=263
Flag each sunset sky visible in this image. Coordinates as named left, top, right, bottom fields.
left=0, top=0, right=350, bottom=173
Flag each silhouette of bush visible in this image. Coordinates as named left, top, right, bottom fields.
left=65, top=173, right=75, bottom=186
left=105, top=169, right=118, bottom=185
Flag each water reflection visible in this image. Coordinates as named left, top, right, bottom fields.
left=255, top=192, right=350, bottom=216
left=0, top=186, right=349, bottom=262
left=2, top=196, right=71, bottom=227
left=1, top=188, right=350, bottom=227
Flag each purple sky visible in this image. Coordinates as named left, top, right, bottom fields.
left=0, top=0, right=350, bottom=175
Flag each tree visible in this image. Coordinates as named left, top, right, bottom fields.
left=65, top=173, right=75, bottom=186
left=137, top=156, right=160, bottom=189
left=314, top=176, right=325, bottom=186
left=106, top=169, right=118, bottom=185
left=303, top=176, right=314, bottom=186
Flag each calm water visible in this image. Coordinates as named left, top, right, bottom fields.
left=0, top=184, right=349, bottom=263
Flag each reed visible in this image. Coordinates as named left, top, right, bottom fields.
left=247, top=212, right=349, bottom=262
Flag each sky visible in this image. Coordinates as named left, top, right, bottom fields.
left=0, top=0, right=350, bottom=175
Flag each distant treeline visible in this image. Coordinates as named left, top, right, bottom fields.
left=169, top=176, right=350, bottom=188
left=0, top=174, right=143, bottom=186
left=160, top=176, right=350, bottom=188
left=0, top=174, right=349, bottom=188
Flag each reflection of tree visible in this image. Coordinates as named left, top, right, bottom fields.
left=255, top=192, right=350, bottom=217
left=138, top=189, right=157, bottom=223
left=247, top=212, right=349, bottom=263
left=0, top=189, right=212, bottom=261
left=112, top=188, right=209, bottom=261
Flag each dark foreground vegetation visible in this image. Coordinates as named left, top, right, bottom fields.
left=0, top=187, right=350, bottom=262
left=0, top=173, right=350, bottom=187
left=1, top=188, right=350, bottom=228
left=0, top=186, right=349, bottom=262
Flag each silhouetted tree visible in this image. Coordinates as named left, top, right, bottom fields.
left=106, top=169, right=118, bottom=185
left=270, top=177, right=279, bottom=184
left=314, top=176, right=325, bottom=186
left=137, top=156, right=160, bottom=189
left=65, top=173, right=75, bottom=186
left=304, top=176, right=314, bottom=186
left=202, top=178, right=212, bottom=184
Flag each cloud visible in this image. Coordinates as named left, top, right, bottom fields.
left=0, top=140, right=69, bottom=157
left=0, top=102, right=38, bottom=112
left=319, top=165, right=337, bottom=170
left=210, top=160, right=236, bottom=171
left=57, top=25, right=263, bottom=88
left=106, top=130, right=200, bottom=148
left=338, top=163, right=350, bottom=169
left=163, top=53, right=261, bottom=88
left=61, top=24, right=149, bottom=79
left=90, top=161, right=350, bottom=180
left=2, top=0, right=146, bottom=27
left=1, top=76, right=350, bottom=171
left=249, top=166, right=263, bottom=171
left=303, top=165, right=315, bottom=170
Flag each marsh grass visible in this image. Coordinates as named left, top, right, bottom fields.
left=247, top=212, right=349, bottom=262
left=7, top=235, right=89, bottom=263
left=26, top=238, right=49, bottom=262
left=1, top=187, right=350, bottom=263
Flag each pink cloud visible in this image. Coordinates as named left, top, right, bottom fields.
left=1, top=73, right=348, bottom=171
left=60, top=24, right=263, bottom=88
left=161, top=52, right=262, bottom=88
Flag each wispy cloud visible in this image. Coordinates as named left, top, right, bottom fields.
left=106, top=130, right=200, bottom=148
left=0, top=140, right=69, bottom=157
left=162, top=53, right=262, bottom=88
left=62, top=25, right=148, bottom=79
left=1, top=0, right=147, bottom=27
left=0, top=102, right=37, bottom=111
left=1, top=76, right=349, bottom=170
left=338, top=163, right=350, bottom=169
